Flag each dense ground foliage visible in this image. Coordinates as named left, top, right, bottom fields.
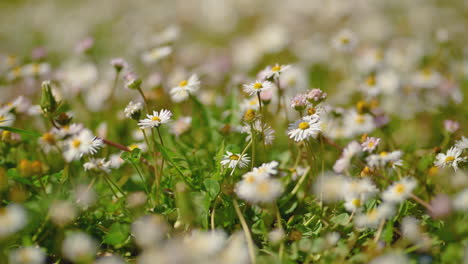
left=0, top=0, right=468, bottom=263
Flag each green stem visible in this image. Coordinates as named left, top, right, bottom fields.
left=233, top=199, right=256, bottom=264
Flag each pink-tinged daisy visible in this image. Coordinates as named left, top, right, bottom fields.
left=242, top=80, right=273, bottom=96
left=361, top=137, right=380, bottom=152
left=264, top=64, right=291, bottom=79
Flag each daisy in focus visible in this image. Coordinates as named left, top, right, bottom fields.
left=221, top=151, right=250, bottom=169
left=287, top=114, right=321, bottom=142
left=434, top=146, right=466, bottom=171
left=62, top=129, right=103, bottom=162
left=138, top=109, right=172, bottom=129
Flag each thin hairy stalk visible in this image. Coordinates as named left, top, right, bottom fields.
left=233, top=199, right=256, bottom=264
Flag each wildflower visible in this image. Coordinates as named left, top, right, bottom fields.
left=411, top=69, right=442, bottom=89
left=52, top=123, right=83, bottom=139
left=170, top=74, right=200, bottom=102
left=169, top=116, right=192, bottom=137
left=62, top=129, right=103, bottom=162
left=333, top=141, right=362, bottom=173
left=331, top=29, right=358, bottom=52
left=0, top=204, right=27, bottom=238
left=344, top=110, right=376, bottom=137
left=126, top=191, right=148, bottom=208
left=221, top=151, right=250, bottom=169
left=343, top=178, right=378, bottom=200
left=241, top=120, right=275, bottom=145
left=355, top=203, right=395, bottom=229
left=254, top=161, right=280, bottom=177
left=9, top=246, right=46, bottom=264
left=141, top=46, right=172, bottom=64
left=434, top=146, right=466, bottom=171
left=83, top=158, right=112, bottom=173
left=124, top=72, right=142, bottom=90
left=110, top=58, right=128, bottom=72
left=95, top=256, right=126, bottom=264
left=49, top=201, right=77, bottom=227
left=368, top=253, right=409, bottom=264
left=73, top=184, right=97, bottom=209
left=62, top=232, right=98, bottom=263
left=306, top=88, right=327, bottom=104
left=344, top=196, right=363, bottom=212
left=429, top=194, right=453, bottom=219
left=288, top=114, right=321, bottom=142
left=240, top=98, right=260, bottom=112
left=235, top=177, right=283, bottom=204
left=22, top=63, right=50, bottom=77
left=382, top=177, right=417, bottom=203
left=0, top=112, right=15, bottom=127
left=313, top=173, right=347, bottom=202
left=131, top=215, right=168, bottom=248
left=242, top=80, right=273, bottom=96
left=455, top=136, right=468, bottom=150
left=268, top=228, right=285, bottom=245
left=124, top=101, right=143, bottom=120
left=290, top=93, right=308, bottom=111
left=366, top=150, right=403, bottom=169
left=453, top=188, right=468, bottom=212
left=138, top=109, right=172, bottom=129
left=263, top=64, right=291, bottom=80
left=361, top=137, right=380, bottom=152
left=444, top=120, right=459, bottom=133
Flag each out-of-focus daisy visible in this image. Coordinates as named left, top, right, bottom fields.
left=333, top=141, right=362, bottom=173
left=0, top=111, right=15, bottom=127
left=444, top=120, right=459, bottom=133
left=141, top=46, right=172, bottom=64
left=343, top=110, right=376, bottom=137
left=411, top=69, right=442, bottom=89
left=290, top=93, right=308, bottom=112
left=344, top=196, right=363, bottom=212
left=110, top=58, right=128, bottom=72
left=0, top=204, right=27, bottom=238
left=241, top=120, right=275, bottom=145
left=306, top=88, right=327, bottom=104
left=9, top=246, right=46, bottom=264
left=236, top=177, right=283, bottom=204
left=455, top=136, right=468, bottom=150
left=138, top=109, right=172, bottom=129
left=242, top=80, right=273, bottom=96
left=63, top=129, right=103, bottom=162
left=124, top=72, right=142, bottom=90
left=94, top=256, right=126, bottom=264
left=253, top=161, right=279, bottom=177
left=131, top=215, right=168, bottom=249
left=263, top=64, right=291, bottom=79
left=434, top=146, right=466, bottom=171
left=170, top=74, right=200, bottom=102
left=73, top=184, right=97, bottom=209
left=62, top=232, right=98, bottom=263
left=124, top=101, right=143, bottom=120
left=366, top=150, right=403, bottom=169
left=368, top=253, right=409, bottom=264
left=169, top=116, right=192, bottom=137
left=453, top=188, right=468, bottom=212
left=127, top=142, right=148, bottom=153
left=221, top=151, right=250, bottom=169
left=52, top=123, right=83, bottom=139
left=355, top=203, right=395, bottom=229
left=382, top=177, right=417, bottom=204
left=38, top=132, right=57, bottom=153
left=83, top=158, right=112, bottom=173
left=22, top=63, right=50, bottom=77
left=49, top=200, right=77, bottom=227
left=361, top=137, right=380, bottom=152
left=240, top=98, right=260, bottom=111
left=331, top=29, right=358, bottom=53
left=287, top=114, right=321, bottom=142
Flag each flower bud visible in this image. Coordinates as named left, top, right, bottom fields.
left=243, top=109, right=256, bottom=123
left=40, top=80, right=58, bottom=114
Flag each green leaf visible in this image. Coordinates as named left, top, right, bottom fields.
left=331, top=213, right=350, bottom=226
left=103, top=222, right=130, bottom=247
left=0, top=126, right=41, bottom=138
left=382, top=221, right=394, bottom=243
left=203, top=179, right=220, bottom=200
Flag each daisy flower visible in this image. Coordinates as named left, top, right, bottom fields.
left=235, top=177, right=283, bottom=204
left=306, top=88, right=327, bottom=104
left=240, top=98, right=260, bottom=112
left=170, top=74, right=200, bottom=102
left=253, top=161, right=279, bottom=177
left=444, top=120, right=459, bottom=133
left=361, top=137, right=380, bottom=152
left=62, top=129, right=103, bottom=162
left=242, top=80, right=273, bottom=96
left=138, top=109, right=172, bottom=129
left=52, top=123, right=83, bottom=139
left=0, top=111, right=15, bottom=127
left=83, top=158, right=112, bottom=173
left=110, top=58, right=128, bottom=72
left=0, top=203, right=27, bottom=238
left=453, top=188, right=468, bottom=212
left=333, top=141, right=362, bottom=173
left=455, top=136, right=468, bottom=150
left=141, top=46, right=172, bottom=64
left=124, top=72, right=142, bottom=90
left=62, top=232, right=97, bottom=263
left=287, top=114, right=321, bottom=142
left=331, top=29, right=358, bottom=53
left=124, top=101, right=143, bottom=120
left=344, top=196, right=363, bottom=212
left=9, top=246, right=46, bottom=264
left=38, top=132, right=57, bottom=153
left=355, top=203, right=395, bottom=229
left=220, top=151, right=250, bottom=169
left=382, top=177, right=417, bottom=204
left=434, top=146, right=466, bottom=171
left=264, top=64, right=291, bottom=79
left=290, top=93, right=308, bottom=111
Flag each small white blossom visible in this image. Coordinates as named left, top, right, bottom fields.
left=138, top=109, right=172, bottom=129
left=221, top=151, right=250, bottom=169
left=170, top=74, right=200, bottom=102
left=288, top=114, right=321, bottom=142
left=242, top=80, right=273, bottom=96
left=434, top=146, right=466, bottom=171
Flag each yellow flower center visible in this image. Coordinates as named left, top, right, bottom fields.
left=0, top=115, right=4, bottom=122
left=42, top=133, right=55, bottom=144
left=380, top=151, right=388, bottom=157
left=272, top=65, right=281, bottom=72
left=257, top=182, right=270, bottom=194
left=367, top=141, right=374, bottom=148
left=340, top=37, right=350, bottom=44
left=72, top=139, right=81, bottom=148
left=128, top=144, right=138, bottom=151
left=179, top=80, right=188, bottom=87
left=253, top=82, right=263, bottom=89
left=395, top=183, right=405, bottom=194
left=355, top=115, right=365, bottom=124
left=366, top=76, right=376, bottom=86
left=152, top=116, right=161, bottom=122
left=367, top=209, right=378, bottom=220
left=245, top=175, right=256, bottom=183
left=445, top=156, right=455, bottom=162
left=351, top=198, right=361, bottom=207
left=33, top=63, right=40, bottom=74
left=229, top=154, right=240, bottom=160
left=298, top=122, right=310, bottom=130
